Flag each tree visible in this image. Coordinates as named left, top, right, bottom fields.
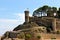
left=52, top=7, right=57, bottom=13
left=33, top=7, right=42, bottom=17
left=42, top=5, right=49, bottom=11
left=33, top=5, right=58, bottom=17
left=57, top=8, right=60, bottom=18
left=33, top=5, right=51, bottom=17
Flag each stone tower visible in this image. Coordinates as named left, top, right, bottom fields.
left=24, top=10, right=29, bottom=23
left=52, top=18, right=56, bottom=32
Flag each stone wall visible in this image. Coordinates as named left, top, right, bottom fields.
left=3, top=38, right=25, bottom=40
left=34, top=33, right=60, bottom=40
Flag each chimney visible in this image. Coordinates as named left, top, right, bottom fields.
left=24, top=10, right=29, bottom=23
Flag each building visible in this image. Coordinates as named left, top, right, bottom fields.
left=1, top=10, right=60, bottom=40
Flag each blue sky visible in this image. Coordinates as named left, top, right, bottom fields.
left=0, top=0, right=60, bottom=36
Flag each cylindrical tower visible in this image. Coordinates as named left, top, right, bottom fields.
left=24, top=10, right=29, bottom=23
left=52, top=18, right=56, bottom=32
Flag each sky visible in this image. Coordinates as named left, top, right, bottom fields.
left=0, top=0, right=60, bottom=36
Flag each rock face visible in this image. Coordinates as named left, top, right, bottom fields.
left=13, top=22, right=39, bottom=31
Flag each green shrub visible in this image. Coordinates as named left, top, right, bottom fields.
left=25, top=34, right=31, bottom=39
left=57, top=31, right=60, bottom=34
left=37, top=35, right=41, bottom=39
